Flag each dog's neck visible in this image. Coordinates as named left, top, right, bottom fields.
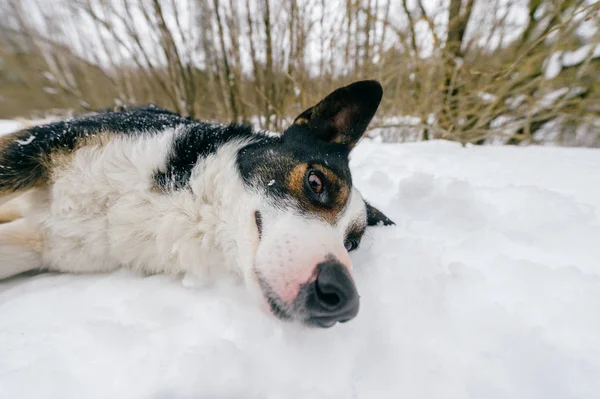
left=181, top=139, right=259, bottom=283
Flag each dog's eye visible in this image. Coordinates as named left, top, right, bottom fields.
left=344, top=239, right=358, bottom=252
left=307, top=171, right=325, bottom=194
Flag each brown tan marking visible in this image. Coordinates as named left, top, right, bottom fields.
left=294, top=117, right=310, bottom=126
left=286, top=163, right=351, bottom=225
left=287, top=162, right=309, bottom=206
left=0, top=190, right=25, bottom=207
left=1, top=128, right=119, bottom=199
left=0, top=131, right=16, bottom=152
left=43, top=131, right=116, bottom=177
left=0, top=201, right=22, bottom=223
left=0, top=180, right=45, bottom=201
left=0, top=130, right=44, bottom=198
left=0, top=181, right=44, bottom=200
left=0, top=128, right=29, bottom=154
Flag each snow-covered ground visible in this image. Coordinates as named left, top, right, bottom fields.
left=0, top=120, right=23, bottom=135
left=1, top=121, right=599, bottom=398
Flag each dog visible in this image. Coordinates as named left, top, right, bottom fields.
left=0, top=80, right=394, bottom=327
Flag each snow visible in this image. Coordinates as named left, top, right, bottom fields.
left=562, top=43, right=600, bottom=67
left=477, top=91, right=498, bottom=103
left=544, top=43, right=600, bottom=79
left=43, top=86, right=58, bottom=95
left=0, top=120, right=23, bottom=135
left=14, top=134, right=36, bottom=146
left=544, top=51, right=563, bottom=80
left=538, top=87, right=585, bottom=109
left=370, top=116, right=424, bottom=142
left=1, top=121, right=600, bottom=398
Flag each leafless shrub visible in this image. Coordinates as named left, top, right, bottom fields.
left=0, top=0, right=598, bottom=146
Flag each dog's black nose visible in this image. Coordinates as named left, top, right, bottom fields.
left=304, top=260, right=359, bottom=327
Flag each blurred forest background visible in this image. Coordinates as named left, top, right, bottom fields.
left=0, top=0, right=598, bottom=146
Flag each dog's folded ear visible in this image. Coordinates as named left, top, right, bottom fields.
left=365, top=201, right=395, bottom=226
left=289, top=80, right=383, bottom=149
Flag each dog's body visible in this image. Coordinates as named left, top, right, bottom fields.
left=0, top=108, right=272, bottom=279
left=0, top=81, right=393, bottom=327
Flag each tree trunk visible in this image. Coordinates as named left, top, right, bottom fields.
left=212, top=0, right=239, bottom=122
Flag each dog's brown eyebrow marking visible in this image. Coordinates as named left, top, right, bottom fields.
left=294, top=117, right=310, bottom=126
left=286, top=163, right=350, bottom=224
left=287, top=162, right=308, bottom=200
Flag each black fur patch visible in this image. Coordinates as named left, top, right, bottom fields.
left=345, top=220, right=367, bottom=243
left=153, top=123, right=262, bottom=191
left=0, top=107, right=193, bottom=194
left=98, top=104, right=185, bottom=118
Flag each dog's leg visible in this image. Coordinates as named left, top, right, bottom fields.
left=0, top=218, right=42, bottom=279
left=0, top=191, right=22, bottom=207
left=0, top=195, right=23, bottom=224
left=0, top=189, right=46, bottom=224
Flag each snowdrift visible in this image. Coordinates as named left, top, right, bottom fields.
left=1, top=122, right=599, bottom=398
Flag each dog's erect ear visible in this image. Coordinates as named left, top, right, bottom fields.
left=365, top=201, right=395, bottom=226
left=290, top=80, right=383, bottom=149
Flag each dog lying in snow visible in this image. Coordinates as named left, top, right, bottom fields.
left=0, top=80, right=394, bottom=327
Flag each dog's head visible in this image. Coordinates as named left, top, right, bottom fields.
left=236, top=80, right=393, bottom=327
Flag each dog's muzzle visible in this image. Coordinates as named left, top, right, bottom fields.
left=299, top=260, right=360, bottom=328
